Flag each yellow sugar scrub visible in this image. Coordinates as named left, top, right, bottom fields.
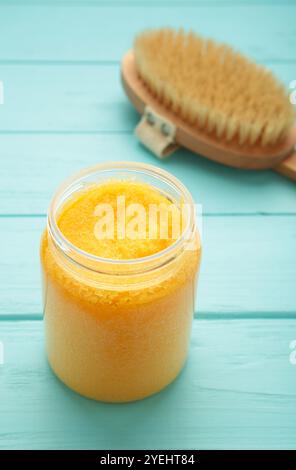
left=41, top=162, right=201, bottom=402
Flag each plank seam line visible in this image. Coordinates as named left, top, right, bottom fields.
left=1, top=312, right=296, bottom=322
left=0, top=1, right=294, bottom=7
left=0, top=131, right=133, bottom=135
left=1, top=213, right=296, bottom=218
left=0, top=59, right=294, bottom=66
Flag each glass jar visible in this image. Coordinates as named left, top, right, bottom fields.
left=40, top=162, right=201, bottom=402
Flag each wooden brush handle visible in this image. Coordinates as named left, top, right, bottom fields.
left=274, top=145, right=296, bottom=182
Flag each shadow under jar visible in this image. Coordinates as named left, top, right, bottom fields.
left=40, top=162, right=201, bottom=402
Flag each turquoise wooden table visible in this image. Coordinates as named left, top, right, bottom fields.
left=0, top=0, right=296, bottom=450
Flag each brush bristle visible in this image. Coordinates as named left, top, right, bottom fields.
left=134, top=29, right=295, bottom=147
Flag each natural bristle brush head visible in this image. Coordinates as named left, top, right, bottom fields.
left=134, top=28, right=295, bottom=148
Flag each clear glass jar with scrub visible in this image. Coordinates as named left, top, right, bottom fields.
left=40, top=162, right=201, bottom=402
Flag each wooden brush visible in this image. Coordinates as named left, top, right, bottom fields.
left=121, top=28, right=296, bottom=181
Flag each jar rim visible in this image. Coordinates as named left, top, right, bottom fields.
left=47, top=161, right=196, bottom=274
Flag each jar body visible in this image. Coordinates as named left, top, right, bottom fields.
left=40, top=162, right=201, bottom=402
left=41, top=233, right=200, bottom=402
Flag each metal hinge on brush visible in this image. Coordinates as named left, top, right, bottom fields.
left=135, top=106, right=179, bottom=158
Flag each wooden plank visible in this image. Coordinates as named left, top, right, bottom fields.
left=0, top=319, right=295, bottom=449
left=0, top=215, right=295, bottom=317
left=0, top=63, right=293, bottom=132
left=0, top=4, right=294, bottom=62
left=1, top=134, right=296, bottom=216
left=0, top=65, right=135, bottom=132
